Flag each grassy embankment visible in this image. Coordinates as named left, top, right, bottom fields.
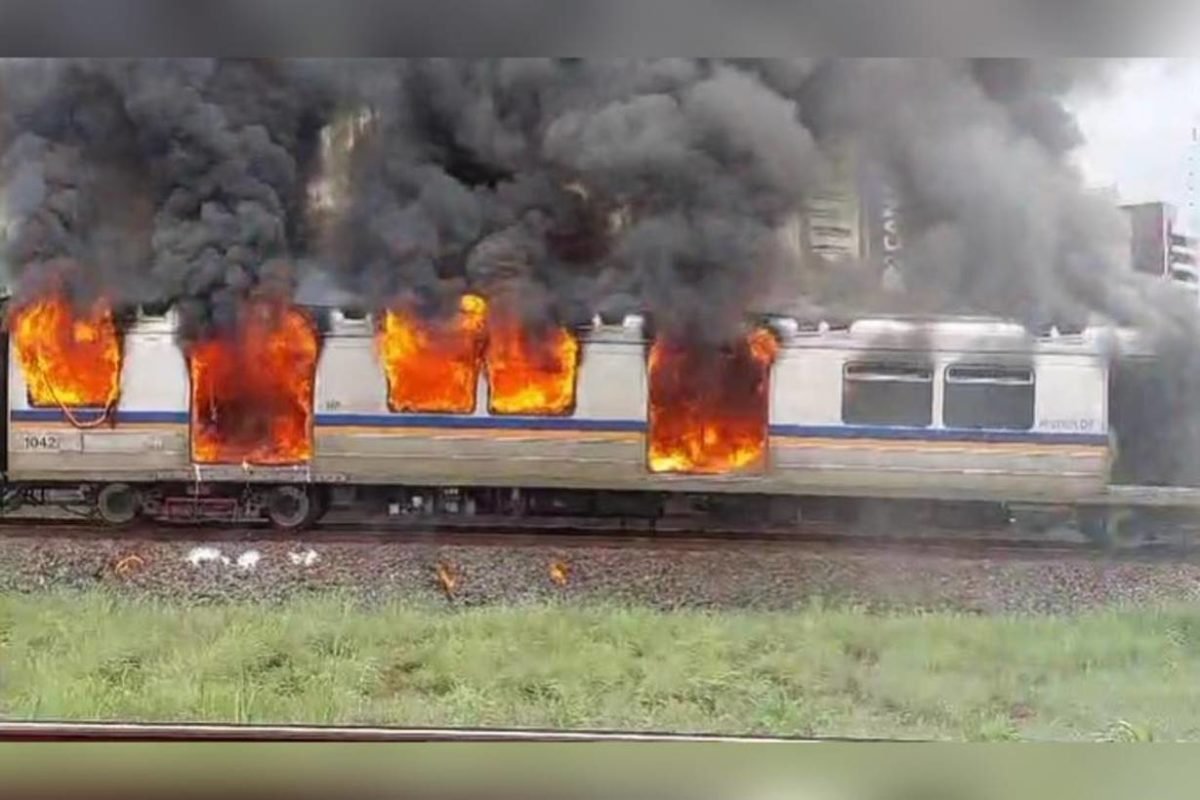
left=0, top=591, right=1197, bottom=741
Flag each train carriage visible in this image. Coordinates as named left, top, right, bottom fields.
left=6, top=309, right=192, bottom=520
left=311, top=311, right=1116, bottom=511
left=312, top=309, right=648, bottom=496
left=764, top=317, right=1112, bottom=504
left=0, top=295, right=1194, bottom=542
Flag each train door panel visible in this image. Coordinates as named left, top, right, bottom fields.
left=574, top=340, right=646, bottom=422
left=1032, top=355, right=1105, bottom=437
left=770, top=346, right=842, bottom=426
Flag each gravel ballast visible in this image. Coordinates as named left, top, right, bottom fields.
left=0, top=532, right=1198, bottom=613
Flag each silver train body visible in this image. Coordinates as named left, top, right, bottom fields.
left=0, top=306, right=1174, bottom=532
left=312, top=312, right=1114, bottom=504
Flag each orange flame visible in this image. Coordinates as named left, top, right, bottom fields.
left=10, top=290, right=121, bottom=409
left=378, top=294, right=486, bottom=413
left=188, top=300, right=319, bottom=465
left=485, top=310, right=580, bottom=416
left=549, top=559, right=571, bottom=586
left=648, top=327, right=778, bottom=474
left=113, top=553, right=145, bottom=578
left=436, top=562, right=459, bottom=596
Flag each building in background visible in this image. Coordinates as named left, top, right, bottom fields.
left=802, top=143, right=862, bottom=264
left=1121, top=200, right=1199, bottom=286
left=1187, top=121, right=1200, bottom=235
left=857, top=157, right=906, bottom=293
left=775, top=142, right=863, bottom=278
left=776, top=141, right=906, bottom=292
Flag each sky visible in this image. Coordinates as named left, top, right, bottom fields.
left=1072, top=58, right=1200, bottom=231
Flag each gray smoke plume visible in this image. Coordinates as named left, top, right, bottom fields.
left=314, top=58, right=825, bottom=345
left=0, top=60, right=1189, bottom=342
left=300, top=58, right=1168, bottom=345
left=104, top=59, right=332, bottom=337
left=1, top=58, right=331, bottom=336
left=1, top=58, right=1149, bottom=339
left=791, top=60, right=1133, bottom=328
left=0, top=59, right=153, bottom=310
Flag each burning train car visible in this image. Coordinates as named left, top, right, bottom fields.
left=2, top=285, right=1181, bottom=544
left=3, top=289, right=328, bottom=527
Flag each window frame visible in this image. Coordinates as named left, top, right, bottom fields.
left=942, top=362, right=1036, bottom=431
left=840, top=360, right=935, bottom=428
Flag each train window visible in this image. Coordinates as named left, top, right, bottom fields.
left=943, top=364, right=1034, bottom=430
left=842, top=363, right=933, bottom=427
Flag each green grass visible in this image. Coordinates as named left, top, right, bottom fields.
left=1, top=591, right=1199, bottom=740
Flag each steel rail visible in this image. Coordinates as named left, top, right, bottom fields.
left=0, top=720, right=907, bottom=742
left=0, top=515, right=1191, bottom=561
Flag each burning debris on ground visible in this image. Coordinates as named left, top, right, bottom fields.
left=648, top=327, right=779, bottom=474
left=3, top=532, right=1200, bottom=615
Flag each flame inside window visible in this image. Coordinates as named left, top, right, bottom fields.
left=378, top=294, right=486, bottom=414
left=485, top=310, right=580, bottom=416
left=188, top=300, right=319, bottom=465
left=10, top=290, right=121, bottom=409
left=648, top=328, right=779, bottom=474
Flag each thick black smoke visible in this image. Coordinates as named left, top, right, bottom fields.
left=0, top=59, right=153, bottom=312
left=1, top=58, right=332, bottom=337
left=0, top=58, right=1146, bottom=340
left=308, top=59, right=823, bottom=345
left=303, top=58, right=1173, bottom=344
left=0, top=57, right=1188, bottom=344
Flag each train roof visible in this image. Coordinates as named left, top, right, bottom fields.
left=759, top=313, right=1154, bottom=354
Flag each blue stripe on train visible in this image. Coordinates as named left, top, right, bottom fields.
left=10, top=408, right=1110, bottom=447
left=316, top=413, right=647, bottom=432
left=11, top=409, right=185, bottom=424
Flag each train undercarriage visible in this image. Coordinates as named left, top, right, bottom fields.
left=2, top=479, right=1197, bottom=550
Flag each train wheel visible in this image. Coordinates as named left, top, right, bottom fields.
left=266, top=486, right=315, bottom=531
left=96, top=483, right=141, bottom=527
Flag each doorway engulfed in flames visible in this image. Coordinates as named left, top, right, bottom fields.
left=187, top=300, right=320, bottom=465
left=647, top=328, right=779, bottom=475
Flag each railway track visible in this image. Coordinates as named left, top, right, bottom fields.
left=0, top=512, right=1194, bottom=562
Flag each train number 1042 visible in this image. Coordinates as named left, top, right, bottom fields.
left=22, top=434, right=60, bottom=450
